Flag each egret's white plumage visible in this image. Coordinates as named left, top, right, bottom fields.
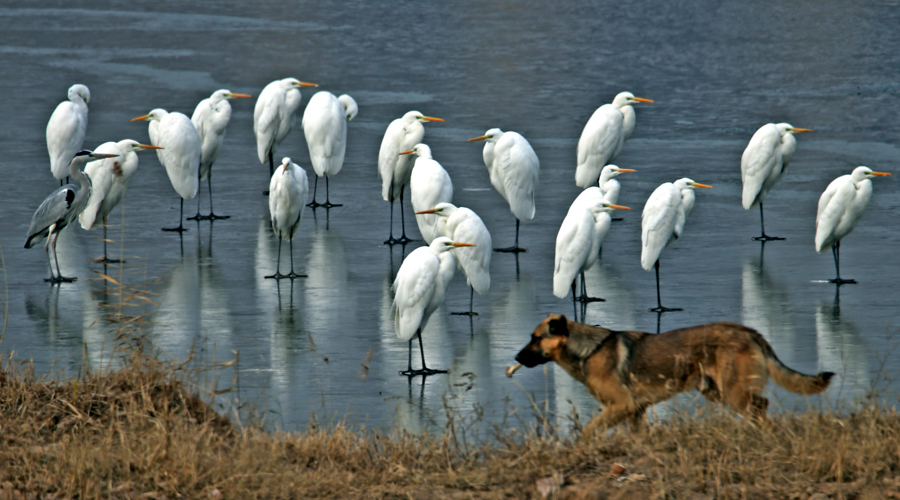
left=131, top=109, right=201, bottom=231
left=468, top=128, right=539, bottom=251
left=406, top=144, right=453, bottom=244
left=191, top=89, right=251, bottom=218
left=301, top=91, right=358, bottom=206
left=553, top=192, right=628, bottom=299
left=814, top=166, right=891, bottom=283
left=575, top=92, right=652, bottom=188
left=641, top=178, right=712, bottom=311
left=267, top=157, right=310, bottom=279
left=253, top=78, right=317, bottom=174
left=378, top=111, right=444, bottom=243
left=47, top=84, right=90, bottom=181
left=741, top=122, right=812, bottom=239
left=596, top=165, right=636, bottom=205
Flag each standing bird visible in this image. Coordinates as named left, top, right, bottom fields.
left=741, top=123, right=812, bottom=241
left=553, top=192, right=630, bottom=316
left=253, top=78, right=318, bottom=182
left=575, top=92, right=653, bottom=188
left=641, top=178, right=712, bottom=312
left=405, top=143, right=453, bottom=244
left=392, top=237, right=473, bottom=376
left=25, top=150, right=118, bottom=282
left=190, top=89, right=252, bottom=220
left=79, top=139, right=162, bottom=262
left=131, top=109, right=201, bottom=232
left=415, top=202, right=492, bottom=315
left=468, top=128, right=539, bottom=252
left=47, top=84, right=91, bottom=185
left=597, top=164, right=636, bottom=205
left=302, top=91, right=358, bottom=208
left=815, top=166, right=891, bottom=284
left=267, top=157, right=310, bottom=279
left=378, top=111, right=444, bottom=244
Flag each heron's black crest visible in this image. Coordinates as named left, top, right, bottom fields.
left=74, top=150, right=92, bottom=157
left=65, top=189, right=75, bottom=208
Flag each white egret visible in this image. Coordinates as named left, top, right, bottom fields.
left=641, top=178, right=712, bottom=312
left=378, top=111, right=444, bottom=244
left=190, top=89, right=252, bottom=220
left=741, top=123, right=812, bottom=240
left=416, top=202, right=492, bottom=315
left=79, top=139, right=162, bottom=262
left=597, top=164, right=636, bottom=205
left=253, top=78, right=318, bottom=183
left=467, top=128, right=539, bottom=252
left=302, top=92, right=358, bottom=208
left=267, top=157, right=310, bottom=279
left=815, top=166, right=891, bottom=284
left=553, top=192, right=630, bottom=318
left=392, top=237, right=473, bottom=376
left=25, top=150, right=118, bottom=283
left=404, top=143, right=453, bottom=244
left=131, top=109, right=201, bottom=232
left=47, top=84, right=90, bottom=185
left=575, top=92, right=653, bottom=188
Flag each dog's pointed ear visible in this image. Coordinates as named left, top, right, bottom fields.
left=548, top=315, right=569, bottom=337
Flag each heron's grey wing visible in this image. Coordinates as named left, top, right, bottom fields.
left=25, top=186, right=75, bottom=248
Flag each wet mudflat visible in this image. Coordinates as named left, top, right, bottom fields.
left=0, top=1, right=898, bottom=433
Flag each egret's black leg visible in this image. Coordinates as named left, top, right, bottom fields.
left=571, top=281, right=578, bottom=321
left=649, top=260, right=681, bottom=312
left=206, top=176, right=230, bottom=220
left=829, top=241, right=856, bottom=285
left=265, top=238, right=286, bottom=279
left=162, top=199, right=188, bottom=232
left=397, top=190, right=416, bottom=245
left=286, top=238, right=307, bottom=279
left=307, top=177, right=321, bottom=207
left=575, top=270, right=606, bottom=302
left=187, top=177, right=204, bottom=220
left=400, top=330, right=447, bottom=376
left=322, top=176, right=341, bottom=208
left=451, top=286, right=478, bottom=315
left=94, top=217, right=123, bottom=264
left=384, top=194, right=398, bottom=245
left=752, top=203, right=784, bottom=241
left=494, top=218, right=526, bottom=252
left=263, top=151, right=273, bottom=195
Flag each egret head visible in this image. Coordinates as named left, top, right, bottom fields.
left=430, top=236, right=475, bottom=254
left=117, top=139, right=162, bottom=153
left=68, top=84, right=90, bottom=105
left=415, top=202, right=457, bottom=218
left=406, top=110, right=444, bottom=124
left=851, top=166, right=891, bottom=181
left=587, top=197, right=630, bottom=215
left=674, top=178, right=713, bottom=190
left=776, top=123, right=813, bottom=135
left=599, top=164, right=636, bottom=183
left=280, top=157, right=295, bottom=174
left=612, top=91, right=653, bottom=108
left=468, top=128, right=503, bottom=143
left=339, top=94, right=358, bottom=121
left=285, top=78, right=318, bottom=89
left=130, top=108, right=168, bottom=122
left=399, top=143, right=432, bottom=159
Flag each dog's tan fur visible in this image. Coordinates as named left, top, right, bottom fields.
left=514, top=314, right=833, bottom=436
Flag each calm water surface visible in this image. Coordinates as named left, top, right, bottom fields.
left=1, top=1, right=899, bottom=433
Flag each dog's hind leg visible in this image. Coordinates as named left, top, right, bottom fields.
left=628, top=405, right=648, bottom=431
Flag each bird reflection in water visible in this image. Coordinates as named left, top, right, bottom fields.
left=815, top=287, right=870, bottom=402
left=741, top=252, right=802, bottom=369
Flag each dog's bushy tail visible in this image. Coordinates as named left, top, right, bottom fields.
left=752, top=330, right=834, bottom=394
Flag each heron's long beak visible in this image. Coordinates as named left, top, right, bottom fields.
left=452, top=242, right=475, bottom=247
left=616, top=168, right=637, bottom=173
left=139, top=144, right=163, bottom=150
left=91, top=153, right=120, bottom=160
left=415, top=209, right=439, bottom=214
left=631, top=97, right=654, bottom=103
left=467, top=135, right=490, bottom=142
left=130, top=115, right=150, bottom=122
left=227, top=93, right=253, bottom=98
left=790, top=127, right=813, bottom=133
left=607, top=204, right=631, bottom=210
left=399, top=149, right=414, bottom=155
left=421, top=116, right=444, bottom=122
left=871, top=171, right=892, bottom=176
left=691, top=182, right=713, bottom=189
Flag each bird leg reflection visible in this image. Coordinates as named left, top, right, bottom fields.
left=828, top=241, right=856, bottom=285
left=648, top=260, right=681, bottom=313
left=752, top=203, right=784, bottom=242
left=400, top=330, right=447, bottom=377
left=494, top=218, right=526, bottom=253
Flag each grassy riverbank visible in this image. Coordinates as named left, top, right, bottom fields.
left=1, top=351, right=900, bottom=500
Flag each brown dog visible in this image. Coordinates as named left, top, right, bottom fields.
left=514, top=314, right=833, bottom=436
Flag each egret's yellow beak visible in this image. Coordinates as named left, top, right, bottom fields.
left=130, top=115, right=150, bottom=122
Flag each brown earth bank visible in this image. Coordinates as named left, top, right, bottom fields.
left=1, top=356, right=900, bottom=500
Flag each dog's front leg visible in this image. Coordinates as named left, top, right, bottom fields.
left=582, top=404, right=637, bottom=438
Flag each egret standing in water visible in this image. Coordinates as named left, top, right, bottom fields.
left=392, top=237, right=473, bottom=376
left=190, top=89, right=252, bottom=220
left=741, top=123, right=812, bottom=241
left=378, top=111, right=444, bottom=244
left=468, top=128, right=539, bottom=252
left=416, top=203, right=492, bottom=315
left=815, top=166, right=891, bottom=284
left=576, top=92, right=652, bottom=188
left=405, top=143, right=453, bottom=244
left=79, top=139, right=162, bottom=263
left=25, top=150, right=118, bottom=283
left=267, top=157, right=310, bottom=279
left=302, top=91, right=358, bottom=208
left=641, top=178, right=712, bottom=312
left=253, top=78, right=318, bottom=182
left=47, top=84, right=90, bottom=185
left=131, top=109, right=201, bottom=232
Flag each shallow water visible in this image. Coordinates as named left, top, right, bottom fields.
left=1, top=1, right=898, bottom=433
